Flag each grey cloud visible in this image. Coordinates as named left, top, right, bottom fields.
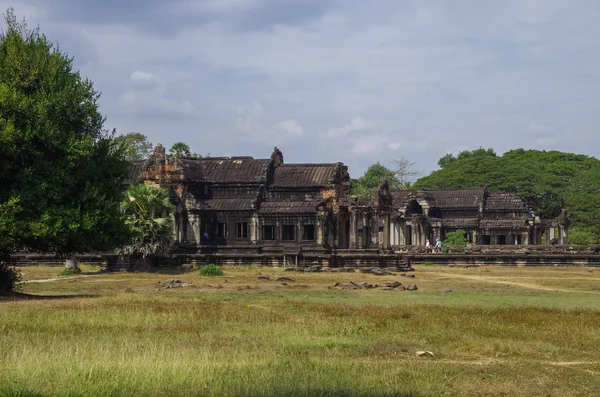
left=25, top=0, right=337, bottom=36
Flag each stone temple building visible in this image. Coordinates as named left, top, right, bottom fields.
left=128, top=145, right=569, bottom=260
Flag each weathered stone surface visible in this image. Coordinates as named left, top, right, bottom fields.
left=257, top=275, right=271, bottom=280
left=277, top=276, right=295, bottom=282
left=160, top=279, right=193, bottom=288
left=440, top=288, right=452, bottom=293
left=407, top=284, right=418, bottom=291
left=180, top=263, right=194, bottom=270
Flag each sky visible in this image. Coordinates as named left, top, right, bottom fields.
left=2, top=0, right=600, bottom=179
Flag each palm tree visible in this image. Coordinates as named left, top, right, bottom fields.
left=120, top=184, right=175, bottom=264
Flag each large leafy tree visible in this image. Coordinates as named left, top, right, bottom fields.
left=119, top=184, right=174, bottom=261
left=169, top=142, right=191, bottom=157
left=350, top=158, right=417, bottom=197
left=114, top=132, right=153, bottom=161
left=0, top=8, right=130, bottom=282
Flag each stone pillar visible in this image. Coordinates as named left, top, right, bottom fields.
left=349, top=212, right=357, bottom=249
left=172, top=213, right=178, bottom=242
left=559, top=226, right=568, bottom=244
left=250, top=215, right=259, bottom=243
left=522, top=231, right=530, bottom=245
left=193, top=214, right=201, bottom=246
left=317, top=219, right=324, bottom=245
left=382, top=214, right=390, bottom=249
left=549, top=227, right=555, bottom=242
left=370, top=213, right=379, bottom=248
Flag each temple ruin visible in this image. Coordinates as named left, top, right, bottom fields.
left=127, top=145, right=569, bottom=266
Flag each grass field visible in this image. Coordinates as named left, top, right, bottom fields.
left=2, top=264, right=600, bottom=396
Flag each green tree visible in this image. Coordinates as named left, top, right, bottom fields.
left=169, top=142, right=191, bottom=157
left=114, top=132, right=153, bottom=161
left=567, top=227, right=598, bottom=245
left=444, top=230, right=469, bottom=246
left=0, top=8, right=130, bottom=281
left=350, top=163, right=397, bottom=196
left=119, top=184, right=174, bottom=262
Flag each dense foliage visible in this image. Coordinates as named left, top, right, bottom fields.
left=169, top=142, right=191, bottom=157
left=444, top=230, right=469, bottom=246
left=415, top=148, right=600, bottom=242
left=0, top=9, right=130, bottom=290
left=120, top=184, right=174, bottom=258
left=199, top=264, right=224, bottom=276
left=114, top=132, right=153, bottom=161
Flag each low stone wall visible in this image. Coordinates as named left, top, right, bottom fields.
left=13, top=244, right=600, bottom=269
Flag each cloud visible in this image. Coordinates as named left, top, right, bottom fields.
left=6, top=0, right=600, bottom=177
left=119, top=71, right=195, bottom=117
left=274, top=119, right=303, bottom=137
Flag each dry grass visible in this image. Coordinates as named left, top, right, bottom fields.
left=1, top=265, right=600, bottom=396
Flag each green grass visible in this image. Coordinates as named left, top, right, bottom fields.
left=2, top=265, right=600, bottom=396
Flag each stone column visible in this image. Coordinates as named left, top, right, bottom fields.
left=559, top=226, right=568, bottom=244
left=316, top=219, right=324, bottom=245
left=250, top=215, right=259, bottom=243
left=382, top=214, right=390, bottom=249
left=370, top=213, right=379, bottom=248
left=349, top=211, right=357, bottom=249
left=193, top=214, right=201, bottom=246
left=549, top=227, right=555, bottom=242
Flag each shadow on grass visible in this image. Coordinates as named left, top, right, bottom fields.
left=0, top=292, right=99, bottom=302
left=0, top=389, right=421, bottom=397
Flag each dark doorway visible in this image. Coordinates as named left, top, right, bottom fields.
left=405, top=225, right=412, bottom=245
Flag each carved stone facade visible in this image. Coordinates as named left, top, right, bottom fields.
left=128, top=146, right=568, bottom=255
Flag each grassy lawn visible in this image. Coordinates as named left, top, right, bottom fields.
left=2, top=265, right=600, bottom=396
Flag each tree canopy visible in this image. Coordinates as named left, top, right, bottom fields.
left=350, top=157, right=417, bottom=196
left=169, top=142, right=191, bottom=157
left=415, top=148, right=600, bottom=241
left=114, top=132, right=153, bottom=161
left=120, top=184, right=174, bottom=259
left=0, top=9, right=130, bottom=260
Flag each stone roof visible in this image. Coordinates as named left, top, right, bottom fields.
left=258, top=200, right=325, bottom=214
left=479, top=219, right=529, bottom=229
left=429, top=188, right=484, bottom=209
left=199, top=198, right=256, bottom=211
left=390, top=190, right=410, bottom=208
left=177, top=157, right=270, bottom=184
left=272, top=164, right=338, bottom=188
left=441, top=219, right=480, bottom=228
left=124, top=160, right=145, bottom=184
left=484, top=192, right=528, bottom=211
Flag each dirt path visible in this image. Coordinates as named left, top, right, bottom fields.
left=427, top=272, right=600, bottom=294
left=19, top=274, right=111, bottom=284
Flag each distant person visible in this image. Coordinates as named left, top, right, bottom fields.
left=425, top=239, right=431, bottom=250
left=202, top=232, right=209, bottom=241
left=435, top=239, right=443, bottom=253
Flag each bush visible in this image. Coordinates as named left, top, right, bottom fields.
left=0, top=260, right=21, bottom=294
left=58, top=268, right=82, bottom=276
left=199, top=264, right=224, bottom=276
left=568, top=227, right=599, bottom=245
left=444, top=230, right=469, bottom=246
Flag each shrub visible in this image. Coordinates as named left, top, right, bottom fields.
left=444, top=230, right=469, bottom=246
left=0, top=260, right=21, bottom=294
left=199, top=264, right=224, bottom=276
left=58, top=268, right=82, bottom=276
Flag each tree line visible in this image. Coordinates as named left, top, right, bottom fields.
left=114, top=132, right=208, bottom=160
